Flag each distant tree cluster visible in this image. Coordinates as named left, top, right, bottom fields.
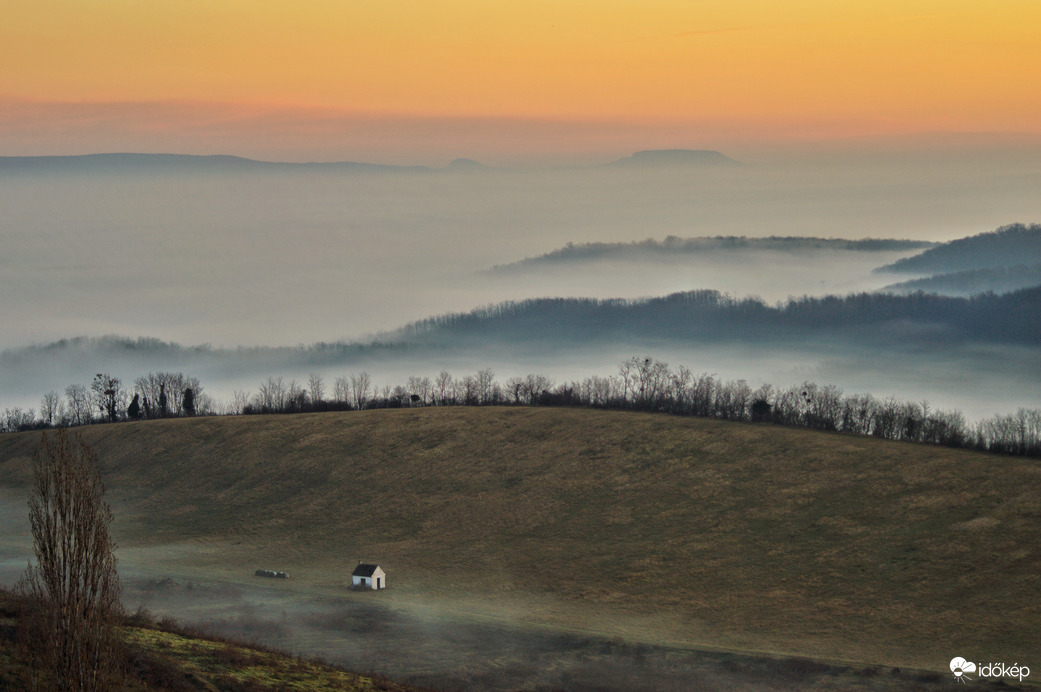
left=230, top=360, right=1041, bottom=458
left=3, top=360, right=1039, bottom=458
left=2, top=371, right=209, bottom=433
left=495, top=235, right=937, bottom=271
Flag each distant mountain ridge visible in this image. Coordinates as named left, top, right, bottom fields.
left=491, top=235, right=937, bottom=272
left=0, top=149, right=742, bottom=174
left=0, top=152, right=434, bottom=175
left=606, top=149, right=741, bottom=167
left=393, top=286, right=1041, bottom=348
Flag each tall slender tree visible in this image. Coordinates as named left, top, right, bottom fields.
left=21, top=429, right=124, bottom=690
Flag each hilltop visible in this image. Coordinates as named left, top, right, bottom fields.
left=875, top=222, right=1041, bottom=275
left=606, top=149, right=741, bottom=167
left=1, top=407, right=1038, bottom=677
left=489, top=235, right=935, bottom=272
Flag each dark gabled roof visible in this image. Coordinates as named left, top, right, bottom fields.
left=352, top=563, right=381, bottom=577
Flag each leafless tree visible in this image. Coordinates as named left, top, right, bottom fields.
left=231, top=389, right=251, bottom=415
left=3, top=407, right=36, bottom=433
left=40, top=391, right=62, bottom=426
left=350, top=372, right=372, bottom=410
left=434, top=370, right=454, bottom=405
left=333, top=376, right=351, bottom=405
left=254, top=376, right=288, bottom=412
left=406, top=375, right=432, bottom=406
left=504, top=376, right=525, bottom=404
left=286, top=379, right=307, bottom=410
left=475, top=368, right=496, bottom=405
left=134, top=372, right=204, bottom=418
left=523, top=374, right=554, bottom=405
left=308, top=373, right=325, bottom=407
left=64, top=384, right=91, bottom=426
left=20, top=429, right=124, bottom=690
left=90, top=373, right=125, bottom=423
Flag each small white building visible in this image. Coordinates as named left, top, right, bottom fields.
left=351, top=563, right=386, bottom=590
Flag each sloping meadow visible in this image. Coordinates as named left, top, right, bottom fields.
left=1, top=407, right=1039, bottom=673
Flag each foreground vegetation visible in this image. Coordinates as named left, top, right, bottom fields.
left=8, top=586, right=1022, bottom=691
left=0, top=588, right=423, bottom=691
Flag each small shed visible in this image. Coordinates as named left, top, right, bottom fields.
left=351, top=563, right=386, bottom=590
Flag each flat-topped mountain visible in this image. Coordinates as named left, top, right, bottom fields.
left=607, top=149, right=741, bottom=167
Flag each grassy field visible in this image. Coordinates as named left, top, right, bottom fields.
left=1, top=407, right=1039, bottom=680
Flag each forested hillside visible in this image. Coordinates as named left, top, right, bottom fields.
left=875, top=222, right=1041, bottom=274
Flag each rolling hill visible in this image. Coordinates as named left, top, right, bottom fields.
left=489, top=235, right=935, bottom=272
left=1, top=408, right=1039, bottom=676
left=874, top=222, right=1041, bottom=275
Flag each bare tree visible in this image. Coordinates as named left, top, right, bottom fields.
left=523, top=373, right=554, bottom=405
left=40, top=391, right=62, bottom=426
left=90, top=373, right=124, bottom=423
left=475, top=368, right=496, bottom=405
left=254, top=376, right=288, bottom=412
left=134, top=372, right=204, bottom=418
left=504, top=376, right=525, bottom=404
left=3, top=407, right=36, bottom=433
left=406, top=375, right=432, bottom=406
left=350, top=372, right=372, bottom=410
left=333, top=376, right=351, bottom=405
left=21, top=429, right=123, bottom=690
left=308, top=373, right=326, bottom=407
left=231, top=389, right=250, bottom=415
left=286, top=379, right=307, bottom=411
left=64, top=384, right=91, bottom=426
left=434, top=370, right=454, bottom=406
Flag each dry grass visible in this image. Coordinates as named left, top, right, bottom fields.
left=0, top=587, right=423, bottom=691
left=123, top=626, right=417, bottom=691
left=2, top=408, right=1040, bottom=673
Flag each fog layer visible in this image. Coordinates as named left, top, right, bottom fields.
left=4, top=153, right=1041, bottom=350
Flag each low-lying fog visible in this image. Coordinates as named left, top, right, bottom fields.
left=0, top=492, right=975, bottom=691
left=4, top=154, right=1040, bottom=349
left=2, top=152, right=1040, bottom=418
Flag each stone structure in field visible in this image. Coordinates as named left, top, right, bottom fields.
left=351, top=563, right=386, bottom=590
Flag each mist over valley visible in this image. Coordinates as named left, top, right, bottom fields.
left=3, top=149, right=1041, bottom=689
left=1, top=164, right=1038, bottom=422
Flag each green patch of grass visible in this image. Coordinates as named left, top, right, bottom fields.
left=124, top=625, right=421, bottom=691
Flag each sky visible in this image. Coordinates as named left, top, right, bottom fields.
left=3, top=1, right=1041, bottom=164
left=1, top=2, right=1039, bottom=417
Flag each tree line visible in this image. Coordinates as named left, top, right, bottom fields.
left=3, top=358, right=1039, bottom=458
left=396, top=286, right=1041, bottom=348
left=6, top=371, right=208, bottom=431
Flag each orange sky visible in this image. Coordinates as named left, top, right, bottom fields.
left=3, top=1, right=1040, bottom=162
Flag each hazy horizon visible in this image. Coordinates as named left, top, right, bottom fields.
left=4, top=149, right=1041, bottom=351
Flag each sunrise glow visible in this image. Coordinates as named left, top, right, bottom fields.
left=3, top=1, right=1040, bottom=161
